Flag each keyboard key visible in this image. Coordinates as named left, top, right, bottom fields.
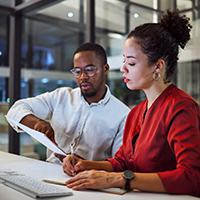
left=0, top=170, right=72, bottom=198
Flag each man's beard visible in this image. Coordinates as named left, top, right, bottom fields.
left=81, top=90, right=97, bottom=98
left=80, top=81, right=97, bottom=98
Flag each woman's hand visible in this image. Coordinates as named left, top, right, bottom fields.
left=63, top=155, right=86, bottom=176
left=65, top=170, right=124, bottom=190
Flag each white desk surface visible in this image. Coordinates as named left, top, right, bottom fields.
left=0, top=151, right=199, bottom=200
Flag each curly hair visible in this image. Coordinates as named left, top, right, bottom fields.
left=127, top=9, right=192, bottom=83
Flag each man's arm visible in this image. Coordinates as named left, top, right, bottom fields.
left=20, top=114, right=44, bottom=129
left=62, top=155, right=114, bottom=176
left=20, top=114, right=56, bottom=144
left=111, top=119, right=126, bottom=157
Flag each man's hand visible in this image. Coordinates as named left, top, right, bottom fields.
left=20, top=114, right=57, bottom=145
left=62, top=155, right=85, bottom=176
left=54, top=153, right=66, bottom=162
left=34, top=120, right=57, bottom=145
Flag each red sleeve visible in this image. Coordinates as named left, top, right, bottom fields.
left=107, top=146, right=126, bottom=172
left=158, top=99, right=200, bottom=196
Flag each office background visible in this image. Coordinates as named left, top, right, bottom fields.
left=0, top=0, right=199, bottom=160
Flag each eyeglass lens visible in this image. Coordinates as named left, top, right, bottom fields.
left=71, top=66, right=97, bottom=77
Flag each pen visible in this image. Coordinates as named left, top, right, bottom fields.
left=70, top=143, right=75, bottom=176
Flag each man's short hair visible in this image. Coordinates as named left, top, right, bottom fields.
left=74, top=42, right=107, bottom=66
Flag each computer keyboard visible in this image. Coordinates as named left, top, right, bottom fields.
left=0, top=170, right=73, bottom=198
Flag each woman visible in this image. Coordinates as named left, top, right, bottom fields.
left=63, top=9, right=200, bottom=196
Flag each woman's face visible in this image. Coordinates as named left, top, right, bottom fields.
left=121, top=37, right=155, bottom=91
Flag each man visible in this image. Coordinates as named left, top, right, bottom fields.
left=7, top=42, right=130, bottom=164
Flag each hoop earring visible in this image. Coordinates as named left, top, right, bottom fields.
left=153, top=72, right=161, bottom=81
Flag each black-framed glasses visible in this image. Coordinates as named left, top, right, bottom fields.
left=70, top=66, right=98, bottom=78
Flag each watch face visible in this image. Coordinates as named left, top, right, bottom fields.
left=124, top=170, right=135, bottom=179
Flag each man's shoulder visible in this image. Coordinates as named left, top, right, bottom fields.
left=47, top=87, right=81, bottom=102
left=109, top=94, right=130, bottom=111
left=53, top=87, right=80, bottom=95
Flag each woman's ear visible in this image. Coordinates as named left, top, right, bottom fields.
left=154, top=59, right=165, bottom=73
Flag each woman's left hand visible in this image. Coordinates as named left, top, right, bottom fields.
left=65, top=170, right=124, bottom=190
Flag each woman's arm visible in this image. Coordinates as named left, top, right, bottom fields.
left=131, top=172, right=166, bottom=192
left=66, top=170, right=166, bottom=193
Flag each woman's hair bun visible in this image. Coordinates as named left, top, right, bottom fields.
left=160, top=9, right=192, bottom=49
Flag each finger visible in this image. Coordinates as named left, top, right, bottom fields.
left=44, top=130, right=57, bottom=144
left=34, top=123, right=48, bottom=132
left=45, top=129, right=54, bottom=138
left=67, top=180, right=89, bottom=190
left=34, top=121, right=52, bottom=132
left=34, top=125, right=44, bottom=133
left=63, top=163, right=73, bottom=176
left=63, top=156, right=75, bottom=176
left=66, top=173, right=90, bottom=190
left=74, top=163, right=80, bottom=172
left=74, top=159, right=85, bottom=173
left=66, top=173, right=87, bottom=187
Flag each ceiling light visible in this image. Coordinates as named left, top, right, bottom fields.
left=68, top=12, right=74, bottom=18
left=108, top=33, right=123, bottom=39
left=57, top=80, right=63, bottom=84
left=21, top=83, right=26, bottom=87
left=24, top=78, right=29, bottom=82
left=41, top=78, right=49, bottom=83
left=133, top=13, right=139, bottom=18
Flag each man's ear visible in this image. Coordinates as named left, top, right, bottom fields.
left=104, top=63, right=109, bottom=75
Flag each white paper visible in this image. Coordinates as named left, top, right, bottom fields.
left=43, top=173, right=71, bottom=185
left=5, top=115, right=67, bottom=156
left=43, top=173, right=127, bottom=195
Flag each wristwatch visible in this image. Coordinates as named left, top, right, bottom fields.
left=122, top=170, right=135, bottom=190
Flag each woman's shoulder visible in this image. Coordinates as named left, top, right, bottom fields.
left=167, top=85, right=198, bottom=107
left=128, top=100, right=147, bottom=116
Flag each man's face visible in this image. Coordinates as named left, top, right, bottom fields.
left=73, top=51, right=108, bottom=102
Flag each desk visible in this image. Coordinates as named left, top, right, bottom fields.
left=0, top=151, right=199, bottom=200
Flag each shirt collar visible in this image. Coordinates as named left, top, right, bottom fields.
left=80, top=85, right=111, bottom=106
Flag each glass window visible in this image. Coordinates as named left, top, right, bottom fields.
left=0, top=14, right=8, bottom=67
left=177, top=0, right=193, bottom=10
left=22, top=18, right=81, bottom=72
left=130, top=0, right=155, bottom=8
left=0, top=0, right=200, bottom=160
left=0, top=13, right=9, bottom=154
left=0, top=0, right=14, bottom=7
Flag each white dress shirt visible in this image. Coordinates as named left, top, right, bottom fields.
left=7, top=86, right=130, bottom=164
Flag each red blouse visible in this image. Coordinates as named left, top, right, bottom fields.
left=107, top=84, right=200, bottom=196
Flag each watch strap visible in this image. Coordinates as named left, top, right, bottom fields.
left=123, top=170, right=135, bottom=190
left=125, top=179, right=131, bottom=190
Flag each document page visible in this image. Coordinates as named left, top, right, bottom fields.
left=5, top=115, right=67, bottom=156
